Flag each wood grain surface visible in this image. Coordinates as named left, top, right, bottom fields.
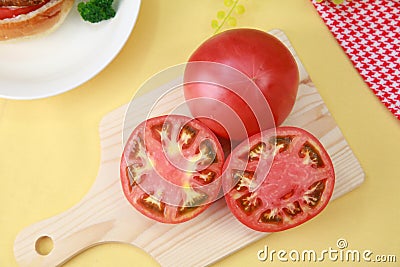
left=13, top=30, right=365, bottom=267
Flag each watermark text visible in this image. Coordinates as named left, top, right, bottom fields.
left=257, top=238, right=397, bottom=263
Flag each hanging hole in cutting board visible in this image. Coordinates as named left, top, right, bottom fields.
left=35, top=236, right=54, bottom=256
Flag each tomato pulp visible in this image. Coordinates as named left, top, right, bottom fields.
left=0, top=0, right=49, bottom=20
left=223, top=127, right=335, bottom=232
left=184, top=28, right=299, bottom=141
left=120, top=115, right=225, bottom=224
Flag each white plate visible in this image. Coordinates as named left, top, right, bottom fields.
left=0, top=0, right=141, bottom=100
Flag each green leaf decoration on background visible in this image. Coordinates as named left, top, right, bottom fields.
left=211, top=0, right=246, bottom=34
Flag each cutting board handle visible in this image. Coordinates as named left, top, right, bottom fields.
left=13, top=167, right=152, bottom=267
left=14, top=206, right=110, bottom=267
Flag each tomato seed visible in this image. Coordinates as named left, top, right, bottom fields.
left=269, top=135, right=293, bottom=153
left=237, top=193, right=262, bottom=215
left=198, top=139, right=217, bottom=165
left=139, top=193, right=166, bottom=215
left=304, top=180, right=326, bottom=207
left=248, top=142, right=268, bottom=161
left=179, top=124, right=198, bottom=148
left=282, top=201, right=303, bottom=217
left=232, top=170, right=255, bottom=191
left=151, top=121, right=172, bottom=143
left=259, top=209, right=283, bottom=224
left=194, top=170, right=216, bottom=184
left=299, top=142, right=325, bottom=168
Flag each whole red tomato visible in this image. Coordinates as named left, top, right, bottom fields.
left=223, top=126, right=335, bottom=232
left=184, top=28, right=299, bottom=141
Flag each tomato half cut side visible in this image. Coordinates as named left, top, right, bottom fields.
left=120, top=115, right=224, bottom=224
left=223, top=126, right=335, bottom=232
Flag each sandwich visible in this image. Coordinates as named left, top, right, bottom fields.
left=0, top=0, right=74, bottom=41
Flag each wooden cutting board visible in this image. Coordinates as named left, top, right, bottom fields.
left=13, top=29, right=365, bottom=267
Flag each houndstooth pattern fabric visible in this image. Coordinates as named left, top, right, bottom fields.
left=312, top=0, right=400, bottom=119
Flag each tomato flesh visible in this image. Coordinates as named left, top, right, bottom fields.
left=0, top=0, right=49, bottom=20
left=120, top=115, right=224, bottom=224
left=184, top=28, right=299, bottom=141
left=223, top=126, right=335, bottom=232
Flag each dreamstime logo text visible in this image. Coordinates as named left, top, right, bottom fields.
left=257, top=238, right=397, bottom=263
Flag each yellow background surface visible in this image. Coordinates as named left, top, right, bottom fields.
left=1, top=0, right=399, bottom=266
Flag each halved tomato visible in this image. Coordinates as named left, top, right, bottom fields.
left=120, top=115, right=225, bottom=224
left=0, top=0, right=49, bottom=20
left=223, top=126, right=335, bottom=232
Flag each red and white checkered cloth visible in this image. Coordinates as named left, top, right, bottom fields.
left=311, top=0, right=400, bottom=119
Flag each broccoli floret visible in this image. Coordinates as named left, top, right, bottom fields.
left=78, top=0, right=116, bottom=23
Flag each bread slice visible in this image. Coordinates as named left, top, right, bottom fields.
left=0, top=0, right=48, bottom=7
left=0, top=0, right=74, bottom=41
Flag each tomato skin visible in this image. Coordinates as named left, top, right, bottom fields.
left=184, top=28, right=299, bottom=141
left=0, top=1, right=49, bottom=20
left=223, top=126, right=335, bottom=232
left=120, top=115, right=225, bottom=224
